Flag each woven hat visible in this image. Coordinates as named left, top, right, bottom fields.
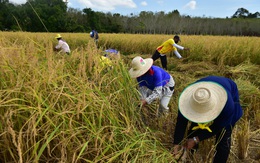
left=179, top=81, right=227, bottom=123
left=129, top=56, right=153, bottom=78
left=55, top=34, right=62, bottom=39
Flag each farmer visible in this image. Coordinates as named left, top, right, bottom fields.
left=172, top=75, right=243, bottom=163
left=104, top=48, right=120, bottom=60
left=129, top=56, right=175, bottom=117
left=90, top=29, right=99, bottom=46
left=152, top=35, right=189, bottom=70
left=54, top=34, right=71, bottom=55
left=100, top=54, right=112, bottom=70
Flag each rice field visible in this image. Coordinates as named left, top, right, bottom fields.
left=0, top=32, right=259, bottom=163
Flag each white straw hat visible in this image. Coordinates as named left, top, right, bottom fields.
left=179, top=81, right=227, bottom=123
left=129, top=56, right=153, bottom=78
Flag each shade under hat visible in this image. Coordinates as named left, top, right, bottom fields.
left=178, top=81, right=227, bottom=123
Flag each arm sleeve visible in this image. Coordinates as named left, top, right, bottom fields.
left=173, top=50, right=182, bottom=59
left=55, top=41, right=62, bottom=49
left=144, top=86, right=162, bottom=104
left=173, top=111, right=189, bottom=144
left=173, top=43, right=184, bottom=50
left=139, top=86, right=148, bottom=99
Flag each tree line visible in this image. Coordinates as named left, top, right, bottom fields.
left=1, top=0, right=260, bottom=36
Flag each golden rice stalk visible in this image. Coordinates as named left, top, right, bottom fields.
left=237, top=120, right=249, bottom=159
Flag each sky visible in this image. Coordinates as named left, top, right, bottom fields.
left=9, top=0, right=260, bottom=18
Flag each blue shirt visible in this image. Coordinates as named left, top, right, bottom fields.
left=196, top=76, right=242, bottom=127
left=173, top=76, right=243, bottom=143
left=90, top=30, right=99, bottom=39
left=105, top=49, right=118, bottom=54
left=137, top=65, right=171, bottom=90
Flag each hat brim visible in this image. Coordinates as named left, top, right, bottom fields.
left=129, top=58, right=153, bottom=78
left=178, top=81, right=227, bottom=123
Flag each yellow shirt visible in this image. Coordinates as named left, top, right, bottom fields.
left=156, top=39, right=177, bottom=54
left=100, top=56, right=112, bottom=67
left=95, top=56, right=112, bottom=74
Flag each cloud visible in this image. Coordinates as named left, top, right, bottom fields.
left=9, top=0, right=26, bottom=4
left=157, top=1, right=164, bottom=5
left=10, top=0, right=69, bottom=4
left=10, top=0, right=137, bottom=12
left=140, top=1, right=147, bottom=6
left=184, top=0, right=196, bottom=10
left=77, top=0, right=137, bottom=11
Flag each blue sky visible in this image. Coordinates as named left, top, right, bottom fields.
left=10, top=0, right=260, bottom=18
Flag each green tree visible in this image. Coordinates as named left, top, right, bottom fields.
left=232, top=8, right=250, bottom=18
left=16, top=0, right=68, bottom=32
left=66, top=8, right=86, bottom=32
left=83, top=8, right=98, bottom=30
left=248, top=12, right=260, bottom=18
left=0, top=0, right=18, bottom=30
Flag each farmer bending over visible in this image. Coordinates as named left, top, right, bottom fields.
left=152, top=35, right=189, bottom=70
left=172, top=75, right=243, bottom=163
left=54, top=34, right=71, bottom=55
left=129, top=56, right=175, bottom=117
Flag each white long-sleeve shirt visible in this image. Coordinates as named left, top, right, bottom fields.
left=173, top=43, right=184, bottom=59
left=55, top=39, right=70, bottom=53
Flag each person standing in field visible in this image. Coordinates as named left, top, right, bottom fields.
left=152, top=35, right=189, bottom=70
left=172, top=75, right=243, bottom=163
left=90, top=29, right=99, bottom=46
left=54, top=34, right=71, bottom=55
left=129, top=56, right=175, bottom=117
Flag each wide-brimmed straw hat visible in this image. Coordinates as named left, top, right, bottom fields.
left=55, top=34, right=62, bottom=39
left=129, top=56, right=153, bottom=78
left=179, top=81, right=227, bottom=123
